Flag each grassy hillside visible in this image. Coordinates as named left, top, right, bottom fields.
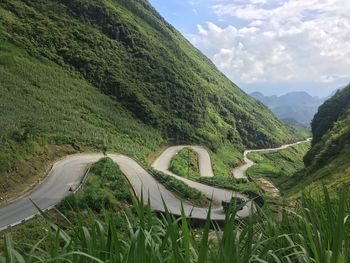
left=285, top=84, right=350, bottom=196
left=0, top=41, right=163, bottom=200
left=0, top=0, right=301, bottom=147
left=247, top=142, right=310, bottom=189
left=169, top=148, right=259, bottom=195
left=170, top=148, right=200, bottom=179
left=0, top=0, right=304, bottom=199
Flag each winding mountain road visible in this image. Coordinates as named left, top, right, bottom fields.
left=232, top=138, right=312, bottom=180
left=0, top=147, right=251, bottom=231
left=152, top=145, right=249, bottom=207
left=0, top=140, right=310, bottom=231
left=153, top=146, right=215, bottom=178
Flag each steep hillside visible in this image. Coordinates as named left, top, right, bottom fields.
left=251, top=91, right=325, bottom=127
left=0, top=0, right=302, bottom=198
left=283, top=84, right=350, bottom=195
left=0, top=42, right=163, bottom=198
left=247, top=142, right=310, bottom=188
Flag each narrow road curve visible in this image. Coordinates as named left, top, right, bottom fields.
left=152, top=145, right=249, bottom=207
left=0, top=140, right=311, bottom=231
left=0, top=148, right=252, bottom=230
left=232, top=138, right=312, bottom=180
left=152, top=145, right=214, bottom=177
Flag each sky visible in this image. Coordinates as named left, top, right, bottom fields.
left=149, top=0, right=350, bottom=97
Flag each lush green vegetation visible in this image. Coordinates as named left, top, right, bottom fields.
left=283, top=145, right=350, bottom=198
left=0, top=0, right=308, bottom=202
left=58, top=157, right=132, bottom=213
left=285, top=84, right=350, bottom=196
left=148, top=167, right=209, bottom=206
left=198, top=177, right=261, bottom=198
left=0, top=39, right=163, bottom=199
left=247, top=142, right=310, bottom=188
left=1, top=187, right=350, bottom=262
left=168, top=148, right=259, bottom=197
left=0, top=0, right=301, bottom=150
left=308, top=85, right=350, bottom=146
left=0, top=157, right=136, bottom=253
left=168, top=144, right=246, bottom=180
left=303, top=84, right=350, bottom=173
left=2, top=0, right=349, bottom=260
left=170, top=148, right=200, bottom=179
left=211, top=145, right=244, bottom=177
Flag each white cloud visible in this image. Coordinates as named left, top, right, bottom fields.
left=190, top=0, right=350, bottom=84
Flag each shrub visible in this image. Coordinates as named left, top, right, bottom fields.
left=149, top=167, right=202, bottom=200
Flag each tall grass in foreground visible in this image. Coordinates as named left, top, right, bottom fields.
left=1, top=187, right=349, bottom=263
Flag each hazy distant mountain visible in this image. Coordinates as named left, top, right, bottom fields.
left=250, top=91, right=326, bottom=127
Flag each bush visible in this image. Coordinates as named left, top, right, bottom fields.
left=57, top=193, right=79, bottom=211
left=80, top=188, right=111, bottom=213
left=58, top=157, right=131, bottom=213
left=198, top=176, right=259, bottom=194
left=169, top=147, right=200, bottom=179
left=149, top=167, right=202, bottom=200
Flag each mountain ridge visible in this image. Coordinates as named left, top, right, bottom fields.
left=280, top=84, right=350, bottom=195
left=250, top=91, right=326, bottom=127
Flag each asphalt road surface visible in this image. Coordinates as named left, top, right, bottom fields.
left=232, top=139, right=311, bottom=180
left=0, top=148, right=253, bottom=230
left=152, top=145, right=248, bottom=206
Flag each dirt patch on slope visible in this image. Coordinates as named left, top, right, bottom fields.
left=255, top=177, right=281, bottom=197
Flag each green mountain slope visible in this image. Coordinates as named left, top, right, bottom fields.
left=0, top=0, right=302, bottom=197
left=283, top=84, right=350, bottom=196
left=0, top=42, right=163, bottom=197
left=247, top=142, right=310, bottom=188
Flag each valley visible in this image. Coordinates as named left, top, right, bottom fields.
left=251, top=91, right=326, bottom=127
left=0, top=0, right=349, bottom=262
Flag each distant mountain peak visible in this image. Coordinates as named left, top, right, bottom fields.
left=250, top=91, right=326, bottom=127
left=250, top=91, right=264, bottom=97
